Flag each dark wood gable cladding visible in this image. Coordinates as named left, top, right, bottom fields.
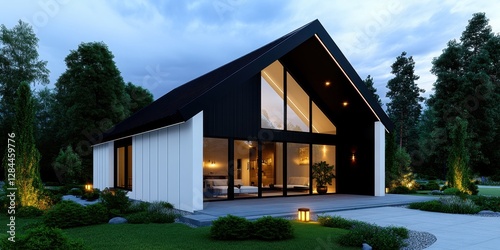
left=203, top=73, right=261, bottom=138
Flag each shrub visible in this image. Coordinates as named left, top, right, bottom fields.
left=68, top=188, right=83, bottom=197
left=423, top=181, right=440, bottom=191
left=409, top=200, right=442, bottom=212
left=253, top=216, right=293, bottom=241
left=100, top=188, right=130, bottom=213
left=0, top=225, right=86, bottom=250
left=440, top=196, right=481, bottom=214
left=126, top=201, right=150, bottom=214
left=85, top=203, right=109, bottom=225
left=338, top=222, right=407, bottom=250
left=443, top=187, right=460, bottom=195
left=210, top=215, right=253, bottom=240
left=43, top=200, right=88, bottom=228
left=126, top=211, right=151, bottom=224
left=17, top=206, right=44, bottom=218
left=387, top=226, right=409, bottom=239
left=125, top=202, right=178, bottom=224
left=390, top=186, right=416, bottom=194
left=81, top=188, right=100, bottom=201
left=409, top=196, right=480, bottom=214
left=470, top=196, right=500, bottom=212
left=317, top=215, right=354, bottom=229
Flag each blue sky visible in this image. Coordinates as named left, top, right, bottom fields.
left=2, top=0, right=500, bottom=108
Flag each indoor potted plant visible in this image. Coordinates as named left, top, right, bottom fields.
left=311, top=161, right=335, bottom=194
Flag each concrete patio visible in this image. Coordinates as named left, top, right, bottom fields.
left=180, top=194, right=437, bottom=226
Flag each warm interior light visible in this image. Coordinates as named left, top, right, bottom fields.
left=342, top=101, right=348, bottom=107
left=351, top=153, right=356, bottom=162
left=325, top=81, right=330, bottom=86
left=385, top=187, right=389, bottom=193
left=298, top=208, right=310, bottom=222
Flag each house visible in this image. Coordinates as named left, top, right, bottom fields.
left=92, top=20, right=393, bottom=212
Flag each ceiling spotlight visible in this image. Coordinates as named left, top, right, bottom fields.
left=325, top=81, right=331, bottom=86
left=342, top=101, right=348, bottom=107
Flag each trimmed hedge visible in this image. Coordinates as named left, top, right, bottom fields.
left=210, top=215, right=253, bottom=240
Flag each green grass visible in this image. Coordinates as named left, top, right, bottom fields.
left=0, top=215, right=356, bottom=250
left=478, top=186, right=500, bottom=196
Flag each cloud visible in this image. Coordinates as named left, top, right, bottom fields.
left=2, top=0, right=500, bottom=104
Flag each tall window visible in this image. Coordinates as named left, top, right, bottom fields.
left=286, top=73, right=309, bottom=132
left=115, top=139, right=132, bottom=190
left=261, top=61, right=284, bottom=130
left=261, top=60, right=336, bottom=134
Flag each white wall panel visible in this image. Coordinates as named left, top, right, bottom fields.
left=149, top=131, right=159, bottom=201
left=157, top=129, right=168, bottom=201
left=374, top=121, right=385, bottom=196
left=92, top=142, right=113, bottom=190
left=167, top=126, right=180, bottom=208
left=95, top=111, right=203, bottom=212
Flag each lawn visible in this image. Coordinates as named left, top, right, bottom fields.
left=478, top=186, right=500, bottom=196
left=0, top=216, right=356, bottom=250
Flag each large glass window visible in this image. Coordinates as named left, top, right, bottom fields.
left=312, top=144, right=336, bottom=194
left=233, top=140, right=258, bottom=198
left=203, top=138, right=228, bottom=201
left=115, top=140, right=132, bottom=190
left=261, top=61, right=284, bottom=130
left=261, top=61, right=335, bottom=135
left=312, top=102, right=336, bottom=135
left=286, top=73, right=309, bottom=132
left=262, top=142, right=283, bottom=197
left=286, top=143, right=310, bottom=196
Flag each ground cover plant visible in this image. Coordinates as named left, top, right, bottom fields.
left=409, top=196, right=481, bottom=214
left=317, top=215, right=409, bottom=250
left=210, top=215, right=293, bottom=241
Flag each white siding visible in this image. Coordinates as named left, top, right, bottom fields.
left=129, top=111, right=203, bottom=212
left=92, top=142, right=113, bottom=190
left=374, top=121, right=385, bottom=196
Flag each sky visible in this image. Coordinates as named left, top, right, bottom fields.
left=2, top=0, right=500, bottom=109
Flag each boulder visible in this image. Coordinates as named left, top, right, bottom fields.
left=109, top=217, right=128, bottom=224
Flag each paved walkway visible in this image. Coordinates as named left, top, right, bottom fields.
left=325, top=207, right=500, bottom=250
left=181, top=194, right=437, bottom=226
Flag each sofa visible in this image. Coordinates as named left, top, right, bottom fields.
left=273, top=177, right=309, bottom=190
left=205, top=179, right=258, bottom=197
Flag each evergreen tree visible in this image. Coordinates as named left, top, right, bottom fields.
left=428, top=13, right=500, bottom=176
left=363, top=75, right=382, bottom=106
left=0, top=20, right=49, bottom=179
left=385, top=132, right=398, bottom=187
left=386, top=52, right=425, bottom=150
left=2, top=82, right=45, bottom=208
left=446, top=117, right=476, bottom=194
left=54, top=42, right=129, bottom=181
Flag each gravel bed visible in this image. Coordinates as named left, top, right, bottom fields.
left=402, top=230, right=437, bottom=250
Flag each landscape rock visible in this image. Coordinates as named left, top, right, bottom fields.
left=362, top=243, right=372, bottom=250
left=109, top=217, right=128, bottom=224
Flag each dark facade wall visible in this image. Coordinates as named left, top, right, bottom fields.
left=336, top=122, right=375, bottom=195
left=204, top=74, right=260, bottom=139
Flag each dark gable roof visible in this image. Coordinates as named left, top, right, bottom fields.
left=99, top=20, right=393, bottom=144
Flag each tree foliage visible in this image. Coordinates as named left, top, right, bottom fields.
left=53, top=146, right=83, bottom=185
left=54, top=42, right=129, bottom=181
left=124, top=81, right=153, bottom=114
left=0, top=20, right=49, bottom=179
left=446, top=117, right=475, bottom=194
left=427, top=12, right=500, bottom=176
left=363, top=75, right=382, bottom=107
left=386, top=52, right=425, bottom=150
left=3, top=82, right=45, bottom=208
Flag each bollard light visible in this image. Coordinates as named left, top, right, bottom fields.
left=298, top=208, right=310, bottom=222
left=85, top=184, right=93, bottom=191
